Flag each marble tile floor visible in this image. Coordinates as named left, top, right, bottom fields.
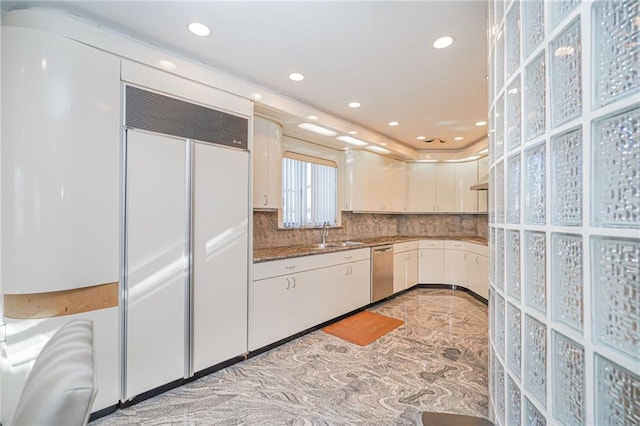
left=93, top=289, right=489, bottom=425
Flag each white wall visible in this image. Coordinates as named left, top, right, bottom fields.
left=488, top=1, right=640, bottom=425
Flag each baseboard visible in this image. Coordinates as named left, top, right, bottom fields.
left=415, top=283, right=488, bottom=305
left=88, top=404, right=117, bottom=422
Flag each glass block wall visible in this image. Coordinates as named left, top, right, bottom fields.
left=488, top=1, right=640, bottom=425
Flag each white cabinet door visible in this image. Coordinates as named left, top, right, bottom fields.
left=435, top=163, right=457, bottom=212
left=343, top=259, right=371, bottom=312
left=393, top=252, right=407, bottom=293
left=468, top=254, right=489, bottom=299
left=346, top=150, right=381, bottom=211
left=192, top=143, right=249, bottom=372
left=380, top=157, right=394, bottom=211
left=477, top=156, right=489, bottom=213
left=125, top=130, right=187, bottom=399
left=253, top=117, right=282, bottom=209
left=392, top=160, right=408, bottom=212
left=455, top=161, right=479, bottom=212
left=444, top=249, right=468, bottom=287
left=407, top=250, right=418, bottom=288
left=418, top=249, right=445, bottom=284
left=407, top=163, right=437, bottom=212
left=250, top=276, right=291, bottom=350
left=290, top=269, right=329, bottom=334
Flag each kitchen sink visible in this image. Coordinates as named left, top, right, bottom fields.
left=312, top=241, right=363, bottom=249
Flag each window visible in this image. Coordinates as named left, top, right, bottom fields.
left=282, top=153, right=337, bottom=228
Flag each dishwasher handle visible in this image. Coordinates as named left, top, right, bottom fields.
left=373, top=246, right=394, bottom=254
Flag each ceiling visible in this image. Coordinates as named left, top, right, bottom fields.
left=1, top=1, right=489, bottom=153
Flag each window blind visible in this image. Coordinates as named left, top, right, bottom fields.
left=282, top=155, right=337, bottom=228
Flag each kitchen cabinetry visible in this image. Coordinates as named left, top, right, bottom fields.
left=443, top=241, right=469, bottom=286
left=407, top=163, right=456, bottom=212
left=441, top=241, right=489, bottom=298
left=250, top=248, right=370, bottom=350
left=253, top=117, right=283, bottom=209
left=393, top=241, right=418, bottom=293
left=418, top=240, right=445, bottom=284
left=455, top=161, right=480, bottom=212
left=344, top=150, right=406, bottom=212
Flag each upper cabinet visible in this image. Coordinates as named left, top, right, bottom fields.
left=407, top=163, right=457, bottom=213
left=344, top=150, right=406, bottom=212
left=454, top=161, right=479, bottom=212
left=253, top=117, right=283, bottom=209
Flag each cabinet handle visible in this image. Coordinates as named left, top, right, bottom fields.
left=344, top=255, right=352, bottom=260
left=433, top=204, right=436, bottom=212
left=285, top=265, right=296, bottom=270
left=286, top=278, right=290, bottom=290
left=264, top=194, right=268, bottom=206
left=349, top=266, right=353, bottom=275
left=345, top=266, right=349, bottom=275
left=420, top=251, right=423, bottom=258
left=464, top=253, right=468, bottom=260
left=292, top=277, right=296, bottom=288
left=476, top=256, right=480, bottom=264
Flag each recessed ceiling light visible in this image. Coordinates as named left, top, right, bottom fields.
left=337, top=135, right=368, bottom=147
left=158, top=60, right=176, bottom=70
left=289, top=72, right=305, bottom=81
left=298, top=123, right=337, bottom=137
left=348, top=131, right=358, bottom=135
left=417, top=136, right=426, bottom=140
left=188, top=22, right=210, bottom=37
left=251, top=93, right=263, bottom=100
left=348, top=101, right=362, bottom=108
left=433, top=36, right=454, bottom=49
left=446, top=156, right=481, bottom=163
left=475, top=121, right=487, bottom=126
left=388, top=121, right=399, bottom=126
left=454, top=136, right=464, bottom=141
left=307, top=115, right=318, bottom=121
left=367, top=146, right=391, bottom=154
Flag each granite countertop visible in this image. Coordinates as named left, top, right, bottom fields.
left=254, top=235, right=488, bottom=263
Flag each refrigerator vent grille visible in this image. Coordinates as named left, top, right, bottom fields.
left=125, top=85, right=248, bottom=149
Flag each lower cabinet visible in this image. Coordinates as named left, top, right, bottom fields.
left=250, top=249, right=371, bottom=351
left=442, top=241, right=489, bottom=299
left=393, top=242, right=418, bottom=293
left=418, top=240, right=445, bottom=284
left=467, top=252, right=489, bottom=299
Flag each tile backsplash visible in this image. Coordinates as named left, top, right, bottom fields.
left=253, top=210, right=488, bottom=249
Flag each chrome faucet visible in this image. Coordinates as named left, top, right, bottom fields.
left=321, top=221, right=329, bottom=244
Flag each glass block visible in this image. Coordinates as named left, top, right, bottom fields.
left=506, top=230, right=521, bottom=300
left=490, top=287, right=496, bottom=344
left=496, top=161, right=505, bottom=223
left=525, top=143, right=546, bottom=224
left=496, top=293, right=506, bottom=357
left=507, top=375, right=522, bottom=426
left=490, top=106, right=496, bottom=159
left=496, top=94, right=505, bottom=158
left=551, top=233, right=583, bottom=331
left=550, top=17, right=582, bottom=128
left=506, top=76, right=522, bottom=151
left=551, top=126, right=583, bottom=226
left=490, top=227, right=496, bottom=284
left=525, top=315, right=547, bottom=405
left=507, top=303, right=522, bottom=378
left=490, top=47, right=496, bottom=104
left=525, top=231, right=546, bottom=313
left=496, top=228, right=505, bottom=291
left=496, top=0, right=505, bottom=27
left=490, top=166, right=496, bottom=224
left=506, top=1, right=521, bottom=79
left=593, top=1, right=640, bottom=107
left=522, top=0, right=544, bottom=59
left=592, top=105, right=640, bottom=228
left=495, top=359, right=505, bottom=425
left=507, top=153, right=521, bottom=223
left=526, top=397, right=547, bottom=426
left=596, top=354, right=640, bottom=425
left=552, top=332, right=585, bottom=426
left=592, top=236, right=640, bottom=360
left=549, top=0, right=580, bottom=31
left=496, top=28, right=505, bottom=97
left=524, top=53, right=546, bottom=140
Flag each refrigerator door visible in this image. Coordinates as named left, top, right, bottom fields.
left=192, top=142, right=249, bottom=373
left=125, top=129, right=187, bottom=399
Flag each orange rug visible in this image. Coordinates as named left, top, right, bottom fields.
left=322, top=311, right=403, bottom=346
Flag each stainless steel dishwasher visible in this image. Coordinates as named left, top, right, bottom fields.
left=371, top=245, right=394, bottom=302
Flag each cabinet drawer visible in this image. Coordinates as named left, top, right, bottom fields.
left=466, top=243, right=489, bottom=256
left=419, top=240, right=445, bottom=249
left=394, top=241, right=418, bottom=253
left=253, top=248, right=370, bottom=281
left=445, top=240, right=467, bottom=251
